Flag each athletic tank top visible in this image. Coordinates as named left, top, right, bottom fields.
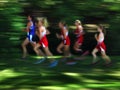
left=61, top=27, right=68, bottom=39
left=40, top=26, right=47, bottom=38
left=27, top=20, right=35, bottom=36
left=98, top=32, right=104, bottom=43
left=75, top=25, right=83, bottom=37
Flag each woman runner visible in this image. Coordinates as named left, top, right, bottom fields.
left=56, top=21, right=71, bottom=62
left=73, top=20, right=84, bottom=52
left=34, top=19, right=58, bottom=67
left=91, top=25, right=111, bottom=66
left=21, top=15, right=36, bottom=59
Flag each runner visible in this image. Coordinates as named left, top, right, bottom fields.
left=34, top=19, right=58, bottom=67
left=73, top=20, right=84, bottom=52
left=56, top=21, right=73, bottom=64
left=21, top=15, right=36, bottom=59
left=91, top=24, right=111, bottom=66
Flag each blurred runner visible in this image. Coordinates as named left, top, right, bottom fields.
left=73, top=20, right=84, bottom=52
left=21, top=15, right=36, bottom=59
left=34, top=19, right=58, bottom=67
left=91, top=24, right=111, bottom=66
left=56, top=21, right=74, bottom=64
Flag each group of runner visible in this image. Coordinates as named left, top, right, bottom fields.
left=21, top=15, right=111, bottom=68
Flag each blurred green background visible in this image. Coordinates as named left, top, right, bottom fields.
left=0, top=0, right=120, bottom=55
left=0, top=1, right=120, bottom=90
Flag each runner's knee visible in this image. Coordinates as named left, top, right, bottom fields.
left=92, top=51, right=95, bottom=56
left=34, top=46, right=37, bottom=51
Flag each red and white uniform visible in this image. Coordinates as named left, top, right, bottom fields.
left=39, top=26, right=48, bottom=48
left=74, top=25, right=84, bottom=45
left=61, top=27, right=70, bottom=45
left=96, top=32, right=106, bottom=52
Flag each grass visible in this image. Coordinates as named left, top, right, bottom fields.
left=0, top=53, right=120, bottom=90
left=0, top=31, right=120, bottom=90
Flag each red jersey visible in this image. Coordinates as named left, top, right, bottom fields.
left=75, top=25, right=84, bottom=45
left=61, top=27, right=70, bottom=45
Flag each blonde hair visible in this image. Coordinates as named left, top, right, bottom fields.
left=75, top=20, right=81, bottom=25
left=36, top=17, right=49, bottom=27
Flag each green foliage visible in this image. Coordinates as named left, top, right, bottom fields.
left=0, top=0, right=120, bottom=54
left=0, top=54, right=120, bottom=90
left=0, top=0, right=24, bottom=31
left=22, top=0, right=120, bottom=24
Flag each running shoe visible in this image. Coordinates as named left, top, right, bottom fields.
left=48, top=60, right=58, bottom=68
left=34, top=58, right=46, bottom=64
left=66, top=61, right=77, bottom=65
left=91, top=60, right=100, bottom=65
left=103, top=62, right=112, bottom=67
